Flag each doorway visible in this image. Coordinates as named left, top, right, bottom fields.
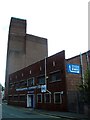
left=27, top=94, right=35, bottom=108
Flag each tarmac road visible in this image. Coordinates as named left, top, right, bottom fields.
left=2, top=103, right=69, bottom=119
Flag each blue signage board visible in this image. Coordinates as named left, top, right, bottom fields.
left=67, top=64, right=80, bottom=74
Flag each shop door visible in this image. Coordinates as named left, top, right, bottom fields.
left=27, top=95, right=34, bottom=108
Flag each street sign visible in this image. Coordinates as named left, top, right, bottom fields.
left=67, top=64, right=80, bottom=74
left=41, top=85, right=46, bottom=92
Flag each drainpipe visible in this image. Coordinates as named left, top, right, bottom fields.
left=45, top=57, right=47, bottom=87
left=45, top=57, right=51, bottom=94
left=80, top=53, right=84, bottom=84
left=86, top=51, right=90, bottom=68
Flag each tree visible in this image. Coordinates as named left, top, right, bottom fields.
left=79, top=67, right=90, bottom=103
left=84, top=67, right=90, bottom=104
left=78, top=66, right=90, bottom=116
left=2, top=86, right=4, bottom=91
left=0, top=83, right=4, bottom=91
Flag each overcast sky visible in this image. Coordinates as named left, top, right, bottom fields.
left=0, top=0, right=89, bottom=86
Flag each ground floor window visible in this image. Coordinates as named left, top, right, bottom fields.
left=37, top=94, right=42, bottom=103
left=13, top=95, right=18, bottom=101
left=44, top=93, right=51, bottom=103
left=8, top=95, right=13, bottom=101
left=19, top=95, right=26, bottom=101
left=54, top=92, right=62, bottom=104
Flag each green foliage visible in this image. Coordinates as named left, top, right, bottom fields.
left=84, top=67, right=90, bottom=91
left=2, top=86, right=4, bottom=91
left=78, top=66, right=90, bottom=104
left=0, top=83, right=4, bottom=91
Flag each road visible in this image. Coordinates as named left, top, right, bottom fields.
left=2, top=103, right=69, bottom=119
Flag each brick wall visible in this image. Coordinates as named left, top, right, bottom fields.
left=66, top=51, right=90, bottom=113
left=66, top=52, right=89, bottom=91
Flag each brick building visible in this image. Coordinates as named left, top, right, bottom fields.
left=5, top=17, right=48, bottom=99
left=8, top=50, right=67, bottom=111
left=66, top=51, right=90, bottom=113
left=7, top=50, right=90, bottom=112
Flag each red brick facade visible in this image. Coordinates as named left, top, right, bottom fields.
left=66, top=51, right=90, bottom=112
left=8, top=50, right=67, bottom=111
left=66, top=51, right=90, bottom=91
left=7, top=50, right=90, bottom=112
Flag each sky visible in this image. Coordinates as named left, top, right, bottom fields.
left=0, top=0, right=89, bottom=86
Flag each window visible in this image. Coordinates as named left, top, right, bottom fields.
left=50, top=71, right=61, bottom=82
left=19, top=80, right=27, bottom=87
left=29, top=70, right=32, bottom=74
left=22, top=73, right=24, bottom=77
left=54, top=92, right=62, bottom=104
left=44, top=93, right=51, bottom=103
left=37, top=94, right=42, bottom=103
left=19, top=95, right=26, bottom=101
left=9, top=83, right=13, bottom=89
left=27, top=78, right=34, bottom=86
left=53, top=61, right=56, bottom=67
left=15, top=83, right=20, bottom=89
left=8, top=95, right=13, bottom=101
left=14, top=95, right=18, bottom=101
left=40, top=66, right=42, bottom=71
left=37, top=76, right=45, bottom=85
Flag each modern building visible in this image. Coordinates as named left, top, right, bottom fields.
left=5, top=17, right=48, bottom=99
left=7, top=50, right=90, bottom=112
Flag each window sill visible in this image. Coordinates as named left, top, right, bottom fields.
left=49, top=79, right=62, bottom=83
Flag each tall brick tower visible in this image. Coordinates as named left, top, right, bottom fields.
left=5, top=17, right=48, bottom=99
left=6, top=17, right=26, bottom=74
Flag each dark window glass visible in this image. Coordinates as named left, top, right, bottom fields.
left=14, top=95, right=18, bottom=101
left=54, top=92, right=62, bottom=104
left=50, top=71, right=61, bottom=82
left=27, top=78, right=34, bottom=86
left=8, top=96, right=12, bottom=101
left=19, top=95, right=25, bottom=101
left=45, top=93, right=51, bottom=103
left=37, top=76, right=45, bottom=85
left=20, top=81, right=27, bottom=87
left=15, top=83, right=20, bottom=88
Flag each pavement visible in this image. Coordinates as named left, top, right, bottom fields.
left=0, top=103, right=2, bottom=120
left=27, top=108, right=88, bottom=120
